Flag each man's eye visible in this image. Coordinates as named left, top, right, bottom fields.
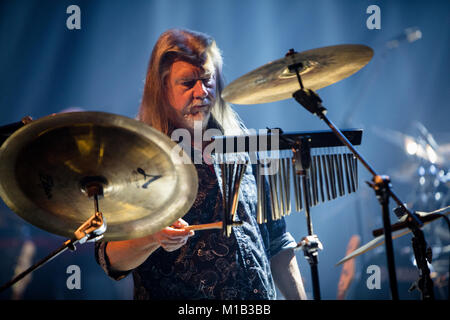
left=182, top=80, right=196, bottom=88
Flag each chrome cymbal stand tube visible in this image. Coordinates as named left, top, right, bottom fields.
left=292, top=137, right=323, bottom=300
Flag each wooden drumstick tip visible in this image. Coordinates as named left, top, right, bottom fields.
left=184, top=221, right=223, bottom=231
left=184, top=221, right=243, bottom=232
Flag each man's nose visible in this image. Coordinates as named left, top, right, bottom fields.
left=193, top=80, right=208, bottom=99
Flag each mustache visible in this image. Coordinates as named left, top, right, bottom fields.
left=184, top=101, right=212, bottom=114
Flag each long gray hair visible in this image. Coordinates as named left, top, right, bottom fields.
left=138, top=28, right=246, bottom=136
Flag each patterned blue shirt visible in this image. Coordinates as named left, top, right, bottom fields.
left=95, top=153, right=296, bottom=300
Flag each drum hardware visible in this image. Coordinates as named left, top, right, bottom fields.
left=221, top=43, right=431, bottom=300
left=292, top=136, right=322, bottom=299
left=387, top=206, right=433, bottom=300
left=338, top=207, right=450, bottom=298
left=372, top=206, right=450, bottom=237
left=294, top=233, right=324, bottom=292
left=337, top=206, right=450, bottom=266
left=0, top=183, right=106, bottom=293
left=212, top=129, right=363, bottom=300
left=0, top=111, right=198, bottom=292
left=373, top=122, right=449, bottom=299
left=404, top=219, right=434, bottom=299
left=337, top=206, right=450, bottom=299
left=286, top=48, right=428, bottom=300
left=211, top=129, right=362, bottom=221
left=387, top=206, right=449, bottom=300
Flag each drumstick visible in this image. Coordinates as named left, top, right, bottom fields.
left=184, top=221, right=223, bottom=231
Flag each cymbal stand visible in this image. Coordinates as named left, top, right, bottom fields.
left=292, top=137, right=323, bottom=300
left=286, top=49, right=424, bottom=300
left=0, top=182, right=106, bottom=293
left=393, top=206, right=435, bottom=300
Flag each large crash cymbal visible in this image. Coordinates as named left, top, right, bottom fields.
left=0, top=111, right=198, bottom=241
left=222, top=44, right=373, bottom=105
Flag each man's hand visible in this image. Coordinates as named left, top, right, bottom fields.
left=153, top=218, right=195, bottom=252
left=106, top=218, right=195, bottom=271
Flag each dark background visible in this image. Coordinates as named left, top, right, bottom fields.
left=0, top=0, right=448, bottom=300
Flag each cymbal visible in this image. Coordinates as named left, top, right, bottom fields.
left=0, top=112, right=198, bottom=241
left=222, top=44, right=373, bottom=105
left=336, top=207, right=450, bottom=266
left=336, top=230, right=410, bottom=266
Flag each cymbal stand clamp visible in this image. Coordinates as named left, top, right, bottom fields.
left=0, top=184, right=107, bottom=293
left=393, top=206, right=435, bottom=300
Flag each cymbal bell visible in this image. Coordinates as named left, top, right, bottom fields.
left=0, top=111, right=198, bottom=241
left=222, top=44, right=373, bottom=105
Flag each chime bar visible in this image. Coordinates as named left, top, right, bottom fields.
left=211, top=129, right=362, bottom=154
left=214, top=130, right=363, bottom=226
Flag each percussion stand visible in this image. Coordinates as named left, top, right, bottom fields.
left=286, top=52, right=424, bottom=300
left=393, top=206, right=435, bottom=300
left=292, top=137, right=323, bottom=300
left=0, top=182, right=106, bottom=293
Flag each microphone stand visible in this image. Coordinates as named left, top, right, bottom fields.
left=286, top=50, right=425, bottom=300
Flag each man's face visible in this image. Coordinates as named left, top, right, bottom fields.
left=165, top=60, right=216, bottom=131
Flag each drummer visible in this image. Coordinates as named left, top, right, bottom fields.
left=94, top=28, right=306, bottom=300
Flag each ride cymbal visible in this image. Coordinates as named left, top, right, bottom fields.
left=0, top=111, right=198, bottom=241
left=222, top=44, right=373, bottom=105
